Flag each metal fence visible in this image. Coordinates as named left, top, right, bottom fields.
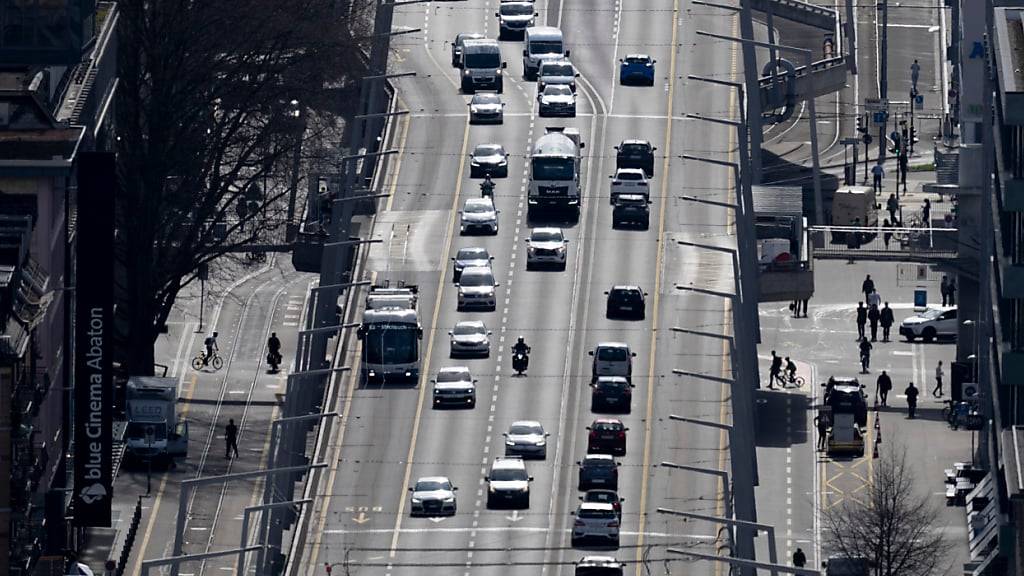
left=808, top=225, right=959, bottom=262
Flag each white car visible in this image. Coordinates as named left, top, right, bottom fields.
left=589, top=342, right=635, bottom=383
left=408, top=476, right=457, bottom=516
left=457, top=266, right=498, bottom=310
left=469, top=93, right=505, bottom=124
left=609, top=168, right=649, bottom=204
left=460, top=197, right=499, bottom=235
left=470, top=143, right=509, bottom=178
left=503, top=420, right=549, bottom=459
left=432, top=366, right=477, bottom=408
left=449, top=320, right=492, bottom=357
left=571, top=502, right=620, bottom=547
left=538, top=58, right=577, bottom=92
left=899, top=306, right=957, bottom=342
left=576, top=556, right=624, bottom=575
left=485, top=456, right=533, bottom=508
left=537, top=84, right=576, bottom=117
left=525, top=227, right=568, bottom=270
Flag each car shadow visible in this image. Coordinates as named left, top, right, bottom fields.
left=755, top=389, right=810, bottom=448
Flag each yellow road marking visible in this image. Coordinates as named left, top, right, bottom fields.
left=388, top=117, right=470, bottom=557
left=634, top=0, right=680, bottom=570
left=385, top=96, right=412, bottom=213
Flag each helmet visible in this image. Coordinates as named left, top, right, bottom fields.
left=517, top=336, right=525, bottom=344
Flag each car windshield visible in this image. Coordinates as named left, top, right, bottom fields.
left=472, top=94, right=500, bottom=105
left=415, top=480, right=450, bottom=492
left=617, top=171, right=643, bottom=180
left=597, top=381, right=626, bottom=392
left=621, top=144, right=650, bottom=156
left=464, top=51, right=501, bottom=68
left=597, top=347, right=628, bottom=361
left=490, top=468, right=527, bottom=481
left=585, top=491, right=617, bottom=503
left=437, top=370, right=470, bottom=383
left=625, top=56, right=650, bottom=64
left=593, top=421, right=622, bottom=431
left=542, top=63, right=573, bottom=76
left=531, top=230, right=563, bottom=242
left=532, top=157, right=574, bottom=180
left=530, top=40, right=563, bottom=54
left=544, top=85, right=572, bottom=96
left=501, top=3, right=533, bottom=15
left=584, top=457, right=614, bottom=468
left=920, top=308, right=946, bottom=319
left=578, top=507, right=615, bottom=519
left=457, top=247, right=488, bottom=260
left=453, top=323, right=485, bottom=336
left=509, top=424, right=542, bottom=435
left=474, top=144, right=504, bottom=157
left=460, top=272, right=494, bottom=286
left=612, top=290, right=640, bottom=301
left=464, top=200, right=494, bottom=214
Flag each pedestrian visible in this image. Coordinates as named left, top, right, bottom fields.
left=940, top=275, right=950, bottom=306
left=899, top=151, right=909, bottom=193
left=880, top=302, right=895, bottom=341
left=793, top=547, right=807, bottom=568
left=814, top=414, right=828, bottom=451
left=861, top=274, right=875, bottom=301
left=859, top=338, right=873, bottom=373
left=887, top=193, right=899, bottom=224
left=871, top=160, right=885, bottom=194
left=800, top=298, right=809, bottom=318
left=911, top=59, right=921, bottom=92
left=922, top=198, right=931, bottom=227
left=225, top=418, right=239, bottom=459
left=905, top=381, right=919, bottom=418
left=768, top=350, right=783, bottom=390
left=882, top=218, right=893, bottom=249
left=877, top=370, right=893, bottom=406
left=948, top=277, right=957, bottom=306
left=933, top=360, right=945, bottom=397
left=867, top=289, right=882, bottom=310
left=868, top=304, right=881, bottom=342
left=235, top=197, right=248, bottom=231
left=856, top=302, right=867, bottom=341
left=790, top=300, right=799, bottom=318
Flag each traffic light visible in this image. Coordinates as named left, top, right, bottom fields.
left=856, top=115, right=867, bottom=135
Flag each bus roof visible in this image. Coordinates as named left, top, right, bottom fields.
left=363, top=308, right=418, bottom=323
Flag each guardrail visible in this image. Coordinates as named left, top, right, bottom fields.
left=808, top=225, right=959, bottom=262
left=758, top=56, right=846, bottom=88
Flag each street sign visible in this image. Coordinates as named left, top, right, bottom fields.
left=914, top=94, right=924, bottom=110
left=872, top=111, right=888, bottom=126
left=864, top=97, right=889, bottom=113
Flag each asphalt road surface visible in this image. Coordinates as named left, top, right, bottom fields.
left=297, top=0, right=744, bottom=574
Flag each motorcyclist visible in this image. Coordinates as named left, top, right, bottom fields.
left=267, top=332, right=282, bottom=367
left=512, top=336, right=531, bottom=357
left=480, top=174, right=495, bottom=196
left=203, top=331, right=219, bottom=366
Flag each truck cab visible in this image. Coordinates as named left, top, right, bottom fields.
left=125, top=376, right=188, bottom=460
left=830, top=186, right=878, bottom=242
left=822, top=377, right=868, bottom=457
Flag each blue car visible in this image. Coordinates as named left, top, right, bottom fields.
left=619, top=54, right=656, bottom=86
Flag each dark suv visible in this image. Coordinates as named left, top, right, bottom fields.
left=605, top=286, right=646, bottom=319
left=587, top=418, right=628, bottom=456
left=615, top=140, right=655, bottom=177
left=612, top=194, right=650, bottom=229
left=578, top=454, right=620, bottom=490
left=590, top=376, right=634, bottom=413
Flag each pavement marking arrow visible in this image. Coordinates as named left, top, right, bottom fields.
left=505, top=510, right=523, bottom=522
left=352, top=512, right=370, bottom=524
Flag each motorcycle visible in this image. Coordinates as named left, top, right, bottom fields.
left=944, top=400, right=982, bottom=430
left=480, top=177, right=495, bottom=198
left=512, top=350, right=529, bottom=375
left=267, top=350, right=282, bottom=372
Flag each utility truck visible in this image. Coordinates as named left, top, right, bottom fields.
left=125, top=376, right=188, bottom=460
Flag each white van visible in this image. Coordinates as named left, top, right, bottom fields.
left=522, top=26, right=568, bottom=80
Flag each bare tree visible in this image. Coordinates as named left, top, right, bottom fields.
left=822, top=443, right=946, bottom=576
left=114, top=0, right=372, bottom=374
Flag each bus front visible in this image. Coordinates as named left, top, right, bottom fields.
left=359, top=309, right=422, bottom=384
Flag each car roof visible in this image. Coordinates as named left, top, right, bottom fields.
left=579, top=501, right=616, bottom=512
left=492, top=456, right=526, bottom=469
left=510, top=420, right=543, bottom=428
left=454, top=320, right=486, bottom=330
left=473, top=143, right=504, bottom=152
left=438, top=366, right=471, bottom=375
left=531, top=227, right=563, bottom=236
left=592, top=418, right=625, bottom=426
left=596, top=342, right=630, bottom=350
left=596, top=376, right=630, bottom=385
left=416, top=476, right=452, bottom=484
left=540, top=58, right=573, bottom=68
left=616, top=167, right=646, bottom=175
left=610, top=285, right=642, bottom=292
left=620, top=139, right=652, bottom=147
left=624, top=53, right=651, bottom=60
left=920, top=306, right=956, bottom=313
left=579, top=555, right=621, bottom=566
left=460, top=265, right=494, bottom=277
left=456, top=246, right=489, bottom=257
left=543, top=84, right=572, bottom=93
left=471, top=93, right=501, bottom=102
left=456, top=32, right=485, bottom=41
left=583, top=453, right=615, bottom=462
left=585, top=489, right=619, bottom=497
left=464, top=197, right=495, bottom=209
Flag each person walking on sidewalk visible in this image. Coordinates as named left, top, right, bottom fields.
left=877, top=370, right=893, bottom=406
left=880, top=302, right=895, bottom=341
left=861, top=274, right=875, bottom=301
left=922, top=198, right=932, bottom=227
left=905, top=381, right=920, bottom=418
left=768, top=351, right=783, bottom=390
left=887, top=193, right=900, bottom=224
left=899, top=150, right=909, bottom=193
left=814, top=414, right=828, bottom=451
left=871, top=161, right=885, bottom=194
left=948, top=277, right=957, bottom=305
left=868, top=304, right=881, bottom=342
left=793, top=548, right=807, bottom=568
left=933, top=360, right=945, bottom=397
left=225, top=418, right=239, bottom=459
left=911, top=59, right=921, bottom=92
left=856, top=302, right=867, bottom=340
left=941, top=275, right=950, bottom=306
left=867, top=288, right=882, bottom=310
left=883, top=218, right=893, bottom=249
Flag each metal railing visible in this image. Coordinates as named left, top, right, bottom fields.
left=809, top=225, right=960, bottom=262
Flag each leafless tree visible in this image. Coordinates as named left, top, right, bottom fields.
left=114, top=0, right=372, bottom=374
left=822, top=443, right=946, bottom=576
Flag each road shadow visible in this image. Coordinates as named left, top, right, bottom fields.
left=754, top=389, right=810, bottom=448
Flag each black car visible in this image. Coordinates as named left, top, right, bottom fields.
left=615, top=140, right=655, bottom=177
left=578, top=454, right=620, bottom=490
left=587, top=418, right=628, bottom=456
left=605, top=286, right=646, bottom=319
left=590, top=376, right=633, bottom=413
left=612, top=194, right=650, bottom=229
left=580, top=489, right=623, bottom=518
left=451, top=247, right=493, bottom=282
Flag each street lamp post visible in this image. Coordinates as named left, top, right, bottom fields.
left=658, top=507, right=779, bottom=575
left=660, top=461, right=733, bottom=548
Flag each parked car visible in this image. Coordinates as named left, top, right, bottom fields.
left=899, top=306, right=957, bottom=342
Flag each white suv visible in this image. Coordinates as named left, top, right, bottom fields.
left=571, top=502, right=620, bottom=548
left=485, top=456, right=533, bottom=508
left=589, top=342, right=635, bottom=383
left=899, top=306, right=957, bottom=342
left=525, top=227, right=568, bottom=270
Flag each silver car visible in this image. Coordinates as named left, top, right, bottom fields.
left=457, top=266, right=498, bottom=310
left=451, top=246, right=493, bottom=282
left=408, top=476, right=458, bottom=516
left=571, top=502, right=620, bottom=547
left=432, top=366, right=477, bottom=408
left=537, top=84, right=576, bottom=117
left=469, top=143, right=509, bottom=178
left=525, top=227, right=568, bottom=270
left=538, top=58, right=577, bottom=92
left=460, top=197, right=499, bottom=235
left=449, top=320, right=492, bottom=357
left=469, top=93, right=505, bottom=124
left=503, top=420, right=549, bottom=459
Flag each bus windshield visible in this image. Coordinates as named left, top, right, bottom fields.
left=532, top=157, right=574, bottom=180
left=364, top=324, right=419, bottom=364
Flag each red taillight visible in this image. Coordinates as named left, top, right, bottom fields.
left=589, top=430, right=597, bottom=439
left=617, top=431, right=626, bottom=439
left=574, top=519, right=585, bottom=527
left=608, top=520, right=620, bottom=528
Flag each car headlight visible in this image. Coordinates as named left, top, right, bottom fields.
left=496, top=69, right=503, bottom=75
left=465, top=388, right=474, bottom=394
left=556, top=245, right=566, bottom=253
left=412, top=497, right=423, bottom=503
left=506, top=439, right=516, bottom=446
left=463, top=69, right=471, bottom=76
left=489, top=485, right=497, bottom=493
left=444, top=496, right=455, bottom=502
left=536, top=439, right=546, bottom=446
left=528, top=246, right=537, bottom=254
left=471, top=159, right=480, bottom=165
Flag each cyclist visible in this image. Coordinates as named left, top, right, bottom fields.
left=858, top=338, right=873, bottom=372
left=267, top=332, right=282, bottom=365
left=784, top=357, right=798, bottom=385
left=204, top=331, right=219, bottom=366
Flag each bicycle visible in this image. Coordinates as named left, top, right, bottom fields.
left=784, top=372, right=805, bottom=388
left=192, top=350, right=224, bottom=371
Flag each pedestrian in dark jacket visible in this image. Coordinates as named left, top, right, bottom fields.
left=768, top=351, right=783, bottom=390
left=856, top=302, right=867, bottom=341
left=887, top=193, right=899, bottom=224
left=814, top=415, right=828, bottom=451
left=940, top=275, right=950, bottom=306
left=862, top=275, right=875, bottom=301
left=225, top=419, right=239, bottom=459
left=868, top=305, right=881, bottom=341
left=793, top=548, right=807, bottom=568
left=880, top=302, right=895, bottom=341
left=883, top=218, right=893, bottom=249
left=905, top=382, right=919, bottom=419
left=876, top=370, right=893, bottom=406
left=948, top=278, right=957, bottom=306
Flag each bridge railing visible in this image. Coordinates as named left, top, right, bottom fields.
left=808, top=225, right=959, bottom=262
